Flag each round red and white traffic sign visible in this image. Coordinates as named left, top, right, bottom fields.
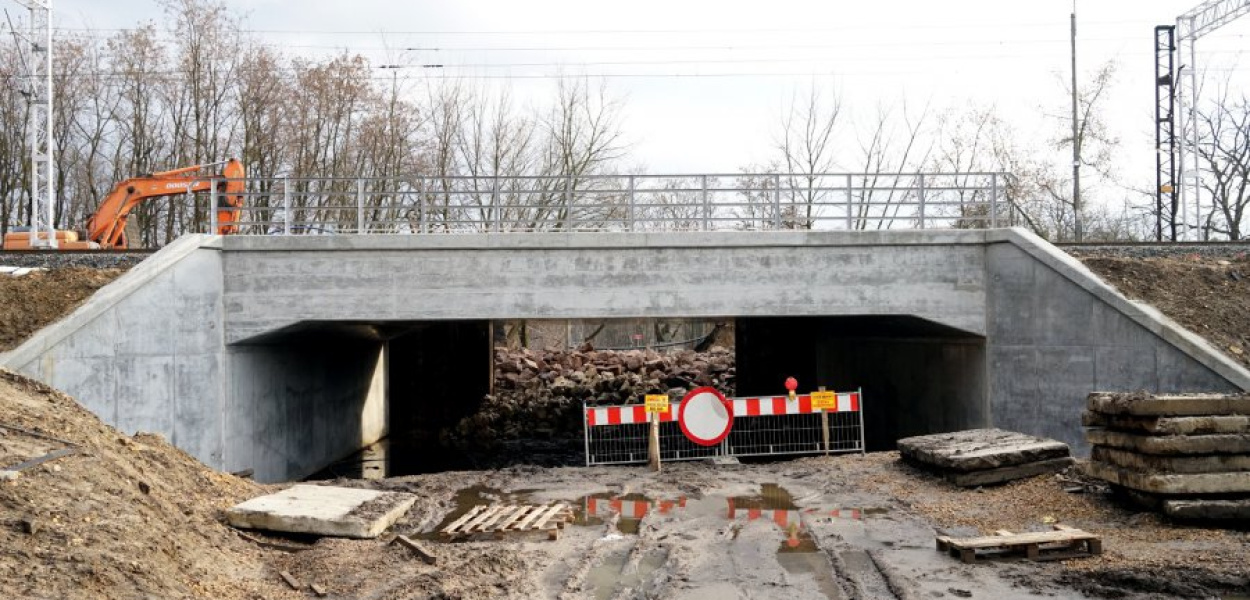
left=678, top=386, right=733, bottom=446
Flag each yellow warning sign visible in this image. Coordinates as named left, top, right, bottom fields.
left=645, top=394, right=671, bottom=414
left=811, top=390, right=837, bottom=411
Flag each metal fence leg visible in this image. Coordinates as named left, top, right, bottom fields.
left=583, top=401, right=591, bottom=466
left=858, top=387, right=867, bottom=455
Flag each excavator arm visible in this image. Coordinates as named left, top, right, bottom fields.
left=85, top=158, right=245, bottom=249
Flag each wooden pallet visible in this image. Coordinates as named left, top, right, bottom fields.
left=936, top=525, right=1102, bottom=564
left=439, top=503, right=574, bottom=541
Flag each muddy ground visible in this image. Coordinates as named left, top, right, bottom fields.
left=2, top=364, right=1249, bottom=599
left=282, top=456, right=1250, bottom=600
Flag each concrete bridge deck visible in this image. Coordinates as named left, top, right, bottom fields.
left=4, top=228, right=1247, bottom=482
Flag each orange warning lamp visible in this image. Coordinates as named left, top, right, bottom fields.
left=785, top=377, right=798, bottom=401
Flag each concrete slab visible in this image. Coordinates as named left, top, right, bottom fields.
left=226, top=484, right=415, bottom=539
left=1085, top=429, right=1250, bottom=455
left=897, top=428, right=1070, bottom=472
left=944, top=457, right=1075, bottom=487
left=1083, top=460, right=1250, bottom=495
left=1082, top=411, right=1250, bottom=436
left=1087, top=392, right=1250, bottom=417
left=1091, top=445, right=1250, bottom=474
left=1163, top=498, right=1250, bottom=520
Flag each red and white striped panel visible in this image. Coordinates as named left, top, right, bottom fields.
left=731, top=392, right=860, bottom=416
left=584, top=404, right=676, bottom=426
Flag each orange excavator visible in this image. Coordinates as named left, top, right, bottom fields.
left=2, top=158, right=245, bottom=250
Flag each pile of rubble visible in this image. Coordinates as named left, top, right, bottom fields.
left=448, top=346, right=735, bottom=445
left=897, top=428, right=1074, bottom=487
left=1083, top=391, right=1250, bottom=521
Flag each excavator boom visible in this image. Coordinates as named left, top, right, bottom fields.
left=82, top=159, right=245, bottom=250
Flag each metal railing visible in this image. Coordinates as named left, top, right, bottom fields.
left=201, top=172, right=1018, bottom=235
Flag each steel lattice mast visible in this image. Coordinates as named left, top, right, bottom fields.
left=13, top=0, right=55, bottom=248
left=1160, top=0, right=1250, bottom=240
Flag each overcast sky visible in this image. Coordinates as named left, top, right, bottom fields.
left=35, top=0, right=1250, bottom=201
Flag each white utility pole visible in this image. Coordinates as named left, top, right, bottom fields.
left=1173, top=0, right=1250, bottom=240
left=12, top=0, right=55, bottom=248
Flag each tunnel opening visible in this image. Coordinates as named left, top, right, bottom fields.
left=736, top=315, right=988, bottom=451
left=306, top=318, right=734, bottom=480
left=252, top=314, right=985, bottom=482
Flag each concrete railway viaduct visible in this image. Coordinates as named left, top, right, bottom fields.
left=3, top=228, right=1248, bottom=482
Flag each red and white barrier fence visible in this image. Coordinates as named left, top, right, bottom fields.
left=583, top=386, right=865, bottom=466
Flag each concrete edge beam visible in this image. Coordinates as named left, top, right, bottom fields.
left=221, top=229, right=993, bottom=252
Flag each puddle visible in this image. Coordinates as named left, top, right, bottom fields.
left=585, top=548, right=668, bottom=600
left=416, top=485, right=537, bottom=541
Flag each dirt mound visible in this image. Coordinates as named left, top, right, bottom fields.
left=0, top=268, right=126, bottom=352
left=1078, top=253, right=1250, bottom=370
left=0, top=369, right=269, bottom=600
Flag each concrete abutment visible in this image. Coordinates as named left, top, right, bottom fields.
left=2, top=229, right=1246, bottom=481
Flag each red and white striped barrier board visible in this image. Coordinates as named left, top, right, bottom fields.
left=584, top=404, right=676, bottom=426
left=584, top=391, right=860, bottom=426
left=727, top=506, right=804, bottom=529
left=732, top=391, right=860, bottom=416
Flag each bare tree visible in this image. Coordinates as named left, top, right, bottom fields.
left=1195, top=87, right=1250, bottom=240
left=774, top=82, right=841, bottom=228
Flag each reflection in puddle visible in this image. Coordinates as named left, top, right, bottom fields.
left=567, top=484, right=871, bottom=600
left=585, top=548, right=667, bottom=600
left=575, top=493, right=685, bottom=535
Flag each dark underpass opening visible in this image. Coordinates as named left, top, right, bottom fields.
left=302, top=315, right=987, bottom=481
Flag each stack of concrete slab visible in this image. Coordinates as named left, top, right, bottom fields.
left=1083, top=392, right=1250, bottom=521
left=898, top=428, right=1074, bottom=487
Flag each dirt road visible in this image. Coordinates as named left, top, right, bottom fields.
left=270, top=455, right=1248, bottom=600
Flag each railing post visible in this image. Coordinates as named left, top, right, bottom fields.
left=564, top=176, right=572, bottom=229
left=990, top=173, right=999, bottom=228
left=283, top=177, right=292, bottom=235
left=206, top=180, right=217, bottom=235
left=701, top=175, right=709, bottom=231
left=917, top=173, right=926, bottom=229
left=772, top=174, right=781, bottom=230
left=845, top=174, right=853, bottom=230
left=492, top=175, right=501, bottom=232
left=356, top=178, right=365, bottom=234
left=419, top=180, right=428, bottom=234
left=627, top=175, right=636, bottom=232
